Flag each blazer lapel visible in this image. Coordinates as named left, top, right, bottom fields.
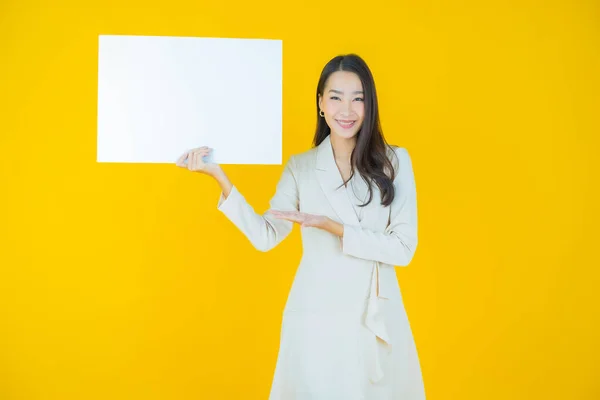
left=348, top=173, right=371, bottom=215
left=315, top=135, right=361, bottom=226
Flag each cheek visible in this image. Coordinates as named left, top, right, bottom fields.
left=325, top=99, right=338, bottom=113
left=354, top=103, right=365, bottom=119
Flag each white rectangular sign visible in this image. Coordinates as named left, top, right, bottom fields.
left=97, top=35, right=282, bottom=165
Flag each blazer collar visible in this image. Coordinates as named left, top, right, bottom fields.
left=315, top=135, right=362, bottom=226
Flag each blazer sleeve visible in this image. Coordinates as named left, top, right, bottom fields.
left=341, top=147, right=418, bottom=266
left=216, top=156, right=299, bottom=252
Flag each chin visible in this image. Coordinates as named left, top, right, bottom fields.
left=330, top=129, right=359, bottom=141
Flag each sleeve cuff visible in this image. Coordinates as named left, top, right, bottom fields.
left=341, top=224, right=361, bottom=257
left=217, top=185, right=241, bottom=214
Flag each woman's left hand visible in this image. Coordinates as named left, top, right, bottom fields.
left=270, top=210, right=344, bottom=236
left=269, top=210, right=328, bottom=228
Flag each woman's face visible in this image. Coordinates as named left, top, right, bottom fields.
left=319, top=71, right=365, bottom=141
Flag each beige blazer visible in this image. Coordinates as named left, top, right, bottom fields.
left=217, top=134, right=421, bottom=395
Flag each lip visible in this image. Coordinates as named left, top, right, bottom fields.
left=336, top=119, right=357, bottom=129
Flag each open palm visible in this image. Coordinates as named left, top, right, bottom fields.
left=270, top=210, right=328, bottom=228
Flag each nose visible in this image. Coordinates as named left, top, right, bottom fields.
left=340, top=100, right=352, bottom=116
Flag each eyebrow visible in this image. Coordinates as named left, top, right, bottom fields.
left=328, top=89, right=364, bottom=95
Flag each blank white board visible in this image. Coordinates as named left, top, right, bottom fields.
left=96, top=35, right=282, bottom=165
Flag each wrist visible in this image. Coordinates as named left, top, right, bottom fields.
left=208, top=165, right=223, bottom=177
left=323, top=217, right=344, bottom=237
left=210, top=167, right=233, bottom=198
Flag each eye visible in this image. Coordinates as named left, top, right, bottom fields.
left=329, top=96, right=340, bottom=100
left=354, top=97, right=364, bottom=102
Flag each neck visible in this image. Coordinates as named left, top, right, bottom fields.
left=330, top=133, right=356, bottom=164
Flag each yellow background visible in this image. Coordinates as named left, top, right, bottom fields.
left=1, top=0, right=599, bottom=399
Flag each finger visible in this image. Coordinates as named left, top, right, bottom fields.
left=272, top=212, right=296, bottom=220
left=285, top=215, right=303, bottom=223
left=189, top=146, right=209, bottom=152
left=176, top=151, right=189, bottom=167
left=192, top=150, right=210, bottom=166
left=189, top=152, right=196, bottom=170
left=271, top=210, right=294, bottom=215
left=271, top=214, right=296, bottom=222
left=285, top=212, right=304, bottom=221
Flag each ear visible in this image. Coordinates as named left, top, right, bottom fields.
left=318, top=94, right=323, bottom=111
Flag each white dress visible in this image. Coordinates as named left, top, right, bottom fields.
left=217, top=135, right=426, bottom=399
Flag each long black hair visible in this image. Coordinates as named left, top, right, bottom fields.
left=313, top=54, right=397, bottom=207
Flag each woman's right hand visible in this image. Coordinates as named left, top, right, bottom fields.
left=176, top=146, right=222, bottom=176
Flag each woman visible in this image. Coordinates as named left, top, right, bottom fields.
left=177, top=54, right=426, bottom=399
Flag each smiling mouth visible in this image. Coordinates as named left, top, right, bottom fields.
left=336, top=120, right=357, bottom=129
